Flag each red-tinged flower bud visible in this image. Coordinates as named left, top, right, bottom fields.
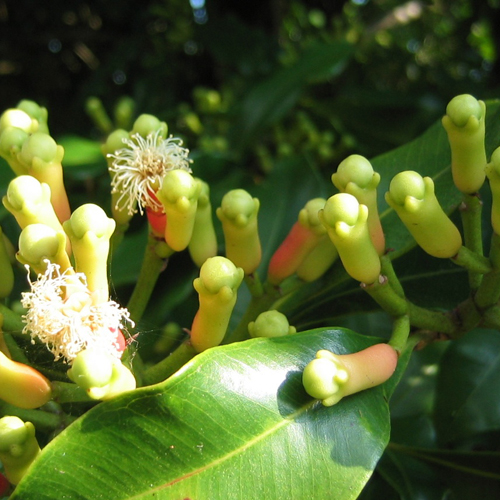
left=268, top=198, right=327, bottom=285
left=0, top=351, right=52, bottom=409
left=302, top=343, right=398, bottom=406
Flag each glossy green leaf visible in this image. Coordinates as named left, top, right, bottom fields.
left=230, top=41, right=353, bottom=153
left=13, top=329, right=392, bottom=500
left=433, top=328, right=500, bottom=445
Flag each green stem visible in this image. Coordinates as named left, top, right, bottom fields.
left=406, top=302, right=457, bottom=336
left=0, top=401, right=76, bottom=432
left=361, top=275, right=408, bottom=317
left=380, top=255, right=405, bottom=297
left=388, top=314, right=410, bottom=353
left=126, top=233, right=172, bottom=323
left=481, top=304, right=500, bottom=329
left=141, top=341, right=197, bottom=386
left=244, top=272, right=264, bottom=298
left=474, top=232, right=500, bottom=309
left=451, top=245, right=491, bottom=274
left=459, top=193, right=484, bottom=290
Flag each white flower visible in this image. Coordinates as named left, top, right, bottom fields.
left=21, top=262, right=134, bottom=363
left=107, top=130, right=192, bottom=216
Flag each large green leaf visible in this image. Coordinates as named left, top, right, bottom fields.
left=433, top=328, right=500, bottom=445
left=13, top=329, right=392, bottom=500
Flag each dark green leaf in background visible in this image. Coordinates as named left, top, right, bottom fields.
left=13, top=329, right=392, bottom=500
left=433, top=329, right=500, bottom=446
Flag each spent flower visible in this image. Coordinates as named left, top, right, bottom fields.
left=107, top=129, right=192, bottom=216
left=21, top=262, right=133, bottom=363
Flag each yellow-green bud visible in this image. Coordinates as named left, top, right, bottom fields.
left=2, top=175, right=64, bottom=232
left=0, top=127, right=30, bottom=176
left=67, top=348, right=136, bottom=400
left=0, top=109, right=37, bottom=135
left=248, top=310, right=296, bottom=338
left=114, top=96, right=136, bottom=130
left=486, top=147, right=500, bottom=235
left=132, top=114, right=168, bottom=138
left=188, top=179, right=218, bottom=266
left=17, top=100, right=49, bottom=134
left=332, top=155, right=385, bottom=254
left=156, top=169, right=200, bottom=252
left=442, top=94, right=487, bottom=194
left=216, top=189, right=262, bottom=275
left=67, top=349, right=114, bottom=390
left=0, top=227, right=14, bottom=298
left=0, top=416, right=41, bottom=485
left=385, top=171, right=462, bottom=258
left=319, top=193, right=381, bottom=284
left=190, top=256, right=244, bottom=352
left=63, top=204, right=116, bottom=303
left=85, top=97, right=113, bottom=134
left=17, top=224, right=72, bottom=275
left=17, top=132, right=70, bottom=222
left=102, top=129, right=134, bottom=225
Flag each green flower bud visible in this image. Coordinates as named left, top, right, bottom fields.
left=319, top=193, right=381, bottom=284
left=0, top=109, right=37, bottom=135
left=332, top=155, right=385, bottom=254
left=86, top=356, right=136, bottom=400
left=67, top=349, right=114, bottom=390
left=102, top=129, right=135, bottom=225
left=17, top=100, right=49, bottom=134
left=188, top=179, right=218, bottom=266
left=295, top=234, right=338, bottom=282
left=114, top=96, right=136, bottom=131
left=2, top=175, right=64, bottom=233
left=0, top=227, right=14, bottom=298
left=17, top=132, right=70, bottom=222
left=385, top=171, right=462, bottom=258
left=63, top=204, right=116, bottom=303
left=190, top=256, right=244, bottom=352
left=17, top=224, right=71, bottom=275
left=85, top=97, right=113, bottom=134
left=442, top=94, right=487, bottom=194
left=0, top=351, right=52, bottom=410
left=302, top=344, right=398, bottom=407
left=0, top=127, right=30, bottom=175
left=101, top=129, right=129, bottom=159
left=0, top=416, right=41, bottom=485
left=156, top=169, right=201, bottom=252
left=248, top=310, right=296, bottom=338
left=216, top=189, right=262, bottom=275
left=486, top=147, right=500, bottom=235
left=131, top=114, right=168, bottom=139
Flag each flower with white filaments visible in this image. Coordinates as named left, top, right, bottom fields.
left=21, top=262, right=134, bottom=363
left=108, top=130, right=192, bottom=216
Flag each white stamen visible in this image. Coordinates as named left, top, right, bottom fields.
left=21, top=262, right=134, bottom=363
left=107, top=130, right=192, bottom=216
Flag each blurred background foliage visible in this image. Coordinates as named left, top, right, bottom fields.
left=1, top=0, right=500, bottom=170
